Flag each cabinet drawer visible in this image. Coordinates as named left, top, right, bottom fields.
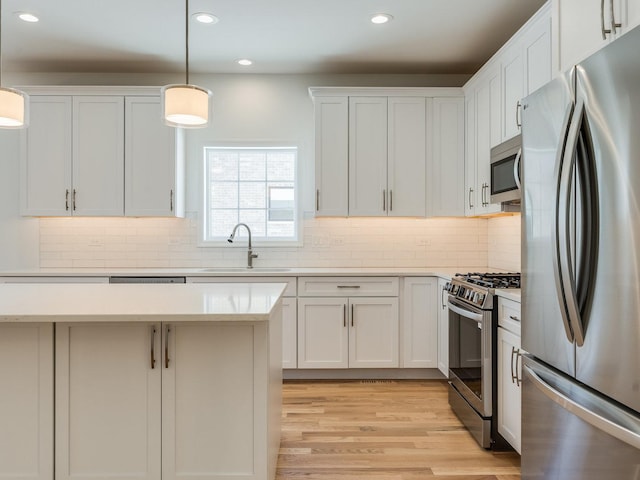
left=186, top=276, right=297, bottom=297
left=298, top=277, right=398, bottom=297
left=498, top=297, right=521, bottom=335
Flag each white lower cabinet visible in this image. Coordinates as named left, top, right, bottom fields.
left=401, top=277, right=438, bottom=368
left=0, top=323, right=53, bottom=480
left=56, top=321, right=277, bottom=480
left=437, top=278, right=449, bottom=376
left=297, top=297, right=399, bottom=369
left=497, top=297, right=523, bottom=454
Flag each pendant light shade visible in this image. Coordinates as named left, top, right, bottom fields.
left=162, top=0, right=211, bottom=128
left=0, top=86, right=28, bottom=128
left=0, top=0, right=29, bottom=129
left=161, top=84, right=210, bottom=127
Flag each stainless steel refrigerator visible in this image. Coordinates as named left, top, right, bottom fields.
left=521, top=24, right=640, bottom=479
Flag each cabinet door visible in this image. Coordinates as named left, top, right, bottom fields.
left=348, top=97, right=388, bottom=216
left=20, top=96, right=72, bottom=216
left=629, top=0, right=640, bottom=31
left=475, top=67, right=503, bottom=215
left=281, top=297, right=297, bottom=369
left=437, top=278, right=449, bottom=376
left=55, top=323, right=161, bottom=480
left=556, top=0, right=616, bottom=73
left=125, top=96, right=183, bottom=217
left=297, top=298, right=348, bottom=368
left=401, top=277, right=438, bottom=368
left=0, top=323, right=53, bottom=480
left=72, top=96, right=124, bottom=215
left=429, top=97, right=465, bottom=216
left=349, top=297, right=399, bottom=368
left=523, top=13, right=552, bottom=95
left=387, top=97, right=426, bottom=216
left=501, top=43, right=524, bottom=141
left=162, top=323, right=267, bottom=480
left=314, top=97, right=348, bottom=216
left=497, top=326, right=522, bottom=454
left=464, top=94, right=477, bottom=216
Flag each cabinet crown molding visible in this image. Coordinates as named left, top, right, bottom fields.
left=308, top=86, right=463, bottom=99
left=17, top=85, right=163, bottom=96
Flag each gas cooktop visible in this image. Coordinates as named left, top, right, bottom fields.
left=454, top=272, right=521, bottom=289
left=445, top=272, right=521, bottom=310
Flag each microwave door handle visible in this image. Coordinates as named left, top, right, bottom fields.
left=551, top=100, right=576, bottom=343
left=513, top=148, right=522, bottom=190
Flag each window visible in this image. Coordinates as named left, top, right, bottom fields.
left=203, top=146, right=298, bottom=244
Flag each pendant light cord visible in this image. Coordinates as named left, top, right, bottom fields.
left=185, top=0, right=189, bottom=85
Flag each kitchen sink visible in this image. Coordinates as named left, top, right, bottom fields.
left=200, top=267, right=292, bottom=273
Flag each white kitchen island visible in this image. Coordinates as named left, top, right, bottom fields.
left=0, top=282, right=286, bottom=480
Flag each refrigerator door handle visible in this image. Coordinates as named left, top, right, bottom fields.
left=552, top=100, right=576, bottom=343
left=525, top=364, right=640, bottom=450
left=558, top=98, right=587, bottom=346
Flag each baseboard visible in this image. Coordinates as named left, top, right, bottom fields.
left=282, top=368, right=446, bottom=380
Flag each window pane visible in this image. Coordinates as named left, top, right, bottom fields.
left=209, top=209, right=239, bottom=238
left=267, top=152, right=295, bottom=181
left=210, top=182, right=238, bottom=209
left=209, top=152, right=238, bottom=181
left=239, top=153, right=266, bottom=181
left=239, top=183, right=266, bottom=209
left=239, top=210, right=266, bottom=237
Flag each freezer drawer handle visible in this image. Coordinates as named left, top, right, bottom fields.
left=525, top=365, right=640, bottom=450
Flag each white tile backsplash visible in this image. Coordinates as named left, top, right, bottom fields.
left=487, top=214, right=521, bottom=272
left=39, top=216, right=490, bottom=269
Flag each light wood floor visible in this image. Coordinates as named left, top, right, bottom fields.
left=276, top=380, right=520, bottom=480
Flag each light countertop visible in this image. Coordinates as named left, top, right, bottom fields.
left=0, top=267, right=469, bottom=280
left=495, top=288, right=521, bottom=302
left=0, top=283, right=287, bottom=323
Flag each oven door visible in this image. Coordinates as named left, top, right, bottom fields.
left=448, top=296, right=492, bottom=417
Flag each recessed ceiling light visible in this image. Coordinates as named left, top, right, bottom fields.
left=237, top=59, right=253, bottom=66
left=17, top=12, right=39, bottom=23
left=370, top=13, right=393, bottom=24
left=193, top=13, right=218, bottom=24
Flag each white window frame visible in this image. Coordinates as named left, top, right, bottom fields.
left=199, top=144, right=302, bottom=247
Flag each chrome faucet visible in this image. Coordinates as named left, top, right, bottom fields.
left=227, top=223, right=258, bottom=269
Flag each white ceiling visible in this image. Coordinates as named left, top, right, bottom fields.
left=1, top=0, right=547, bottom=75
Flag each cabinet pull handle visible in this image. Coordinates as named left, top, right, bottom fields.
left=351, top=303, right=354, bottom=327
left=441, top=286, right=447, bottom=309
left=316, top=189, right=320, bottom=211
left=73, top=189, right=77, bottom=211
left=601, top=0, right=612, bottom=39
left=382, top=189, right=386, bottom=211
left=516, top=101, right=522, bottom=128
left=389, top=190, right=393, bottom=212
left=515, top=349, right=522, bottom=387
left=469, top=188, right=474, bottom=209
left=481, top=184, right=485, bottom=206
left=509, top=315, right=520, bottom=322
left=164, top=325, right=171, bottom=368
left=343, top=304, right=346, bottom=327
left=610, top=0, right=622, bottom=34
left=510, top=346, right=518, bottom=384
left=150, top=326, right=156, bottom=369
left=170, top=189, right=174, bottom=212
left=65, top=189, right=69, bottom=211
left=337, top=285, right=361, bottom=289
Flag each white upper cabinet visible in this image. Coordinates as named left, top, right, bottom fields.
left=72, top=96, right=125, bottom=216
left=21, top=87, right=184, bottom=218
left=348, top=97, right=389, bottom=216
left=554, top=0, right=640, bottom=74
left=313, top=96, right=349, bottom=216
left=310, top=87, right=464, bottom=218
left=501, top=43, right=525, bottom=141
left=428, top=97, right=465, bottom=217
left=125, top=97, right=185, bottom=217
left=20, top=96, right=72, bottom=216
left=387, top=97, right=427, bottom=217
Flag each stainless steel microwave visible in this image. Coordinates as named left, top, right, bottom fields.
left=490, top=134, right=521, bottom=204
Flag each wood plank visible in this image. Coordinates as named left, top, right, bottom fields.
left=276, top=380, right=520, bottom=480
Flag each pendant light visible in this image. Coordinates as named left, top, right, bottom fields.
left=161, top=0, right=211, bottom=128
left=0, top=0, right=29, bottom=128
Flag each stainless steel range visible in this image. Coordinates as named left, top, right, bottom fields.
left=445, top=272, right=520, bottom=449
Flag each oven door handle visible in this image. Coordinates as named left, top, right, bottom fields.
left=447, top=299, right=484, bottom=324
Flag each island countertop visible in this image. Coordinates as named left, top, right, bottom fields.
left=0, top=282, right=287, bottom=323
